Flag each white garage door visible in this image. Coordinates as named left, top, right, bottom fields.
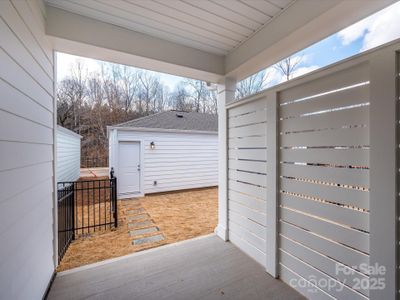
left=118, top=141, right=141, bottom=195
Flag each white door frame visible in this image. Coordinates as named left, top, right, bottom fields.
left=116, top=138, right=145, bottom=198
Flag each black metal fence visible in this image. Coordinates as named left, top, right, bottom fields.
left=81, top=156, right=109, bottom=168
left=57, top=177, right=117, bottom=263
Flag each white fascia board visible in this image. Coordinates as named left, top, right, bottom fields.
left=45, top=6, right=224, bottom=82
left=225, top=0, right=397, bottom=81
left=107, top=126, right=218, bottom=136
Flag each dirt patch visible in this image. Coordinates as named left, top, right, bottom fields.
left=57, top=186, right=218, bottom=271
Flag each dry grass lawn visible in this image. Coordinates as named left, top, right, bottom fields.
left=57, top=187, right=218, bottom=271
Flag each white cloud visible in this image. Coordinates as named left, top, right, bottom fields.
left=338, top=1, right=400, bottom=51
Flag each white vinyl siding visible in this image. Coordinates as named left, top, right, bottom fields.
left=56, top=126, right=81, bottom=182
left=0, top=1, right=55, bottom=299
left=110, top=130, right=218, bottom=196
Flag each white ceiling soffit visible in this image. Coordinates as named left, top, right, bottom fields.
left=45, top=0, right=295, bottom=56
left=45, top=0, right=398, bottom=82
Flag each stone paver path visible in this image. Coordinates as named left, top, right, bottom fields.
left=124, top=200, right=165, bottom=246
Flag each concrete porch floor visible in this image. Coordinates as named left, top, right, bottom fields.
left=48, top=234, right=304, bottom=300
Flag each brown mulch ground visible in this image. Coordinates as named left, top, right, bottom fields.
left=57, top=185, right=218, bottom=271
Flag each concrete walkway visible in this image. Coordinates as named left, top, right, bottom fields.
left=48, top=235, right=304, bottom=300
left=80, top=167, right=109, bottom=178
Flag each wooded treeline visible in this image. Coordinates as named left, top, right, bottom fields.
left=57, top=57, right=297, bottom=165
left=57, top=62, right=218, bottom=162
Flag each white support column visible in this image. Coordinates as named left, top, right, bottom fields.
left=266, top=92, right=278, bottom=277
left=369, top=48, right=398, bottom=300
left=215, top=77, right=236, bottom=241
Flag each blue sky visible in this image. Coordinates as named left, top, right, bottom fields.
left=57, top=1, right=400, bottom=89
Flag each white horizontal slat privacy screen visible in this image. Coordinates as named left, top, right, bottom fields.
left=227, top=97, right=268, bottom=266
left=278, top=63, right=370, bottom=299
left=225, top=41, right=400, bottom=300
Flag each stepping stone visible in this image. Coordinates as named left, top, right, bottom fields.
left=132, top=234, right=165, bottom=245
left=127, top=208, right=145, bottom=214
left=127, top=214, right=149, bottom=222
left=128, top=220, right=154, bottom=229
left=129, top=227, right=159, bottom=237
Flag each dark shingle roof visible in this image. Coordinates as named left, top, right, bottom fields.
left=116, top=111, right=218, bottom=132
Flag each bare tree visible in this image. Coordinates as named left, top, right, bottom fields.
left=273, top=55, right=303, bottom=81
left=236, top=70, right=269, bottom=99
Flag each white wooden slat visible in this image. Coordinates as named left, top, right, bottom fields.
left=0, top=1, right=53, bottom=77
left=279, top=62, right=369, bottom=103
left=281, top=127, right=369, bottom=147
left=0, top=18, right=53, bottom=94
left=151, top=0, right=253, bottom=36
left=229, top=122, right=266, bottom=138
left=280, top=250, right=367, bottom=300
left=242, top=0, right=281, bottom=16
left=0, top=141, right=53, bottom=172
left=229, top=221, right=266, bottom=254
left=126, top=0, right=246, bottom=40
left=280, top=105, right=369, bottom=133
left=228, top=159, right=267, bottom=174
left=281, top=208, right=369, bottom=253
left=229, top=231, right=265, bottom=266
left=229, top=180, right=266, bottom=200
left=281, top=194, right=369, bottom=231
left=191, top=0, right=262, bottom=30
left=280, top=84, right=369, bottom=118
left=11, top=0, right=53, bottom=63
left=229, top=221, right=266, bottom=253
left=229, top=169, right=266, bottom=187
left=281, top=163, right=368, bottom=187
left=228, top=148, right=267, bottom=161
left=228, top=136, right=266, bottom=148
left=267, top=0, right=293, bottom=8
left=47, top=0, right=227, bottom=54
left=146, top=171, right=216, bottom=182
left=228, top=97, right=266, bottom=117
left=145, top=162, right=217, bottom=171
left=0, top=110, right=53, bottom=145
left=67, top=0, right=233, bottom=50
left=279, top=264, right=334, bottom=300
left=96, top=0, right=239, bottom=47
left=0, top=49, right=52, bottom=111
left=0, top=79, right=52, bottom=127
left=280, top=148, right=369, bottom=167
left=280, top=221, right=369, bottom=270
left=280, top=236, right=369, bottom=297
left=229, top=209, right=266, bottom=238
left=0, top=178, right=52, bottom=234
left=281, top=177, right=369, bottom=210
left=228, top=190, right=266, bottom=212
left=0, top=161, right=52, bottom=203
left=229, top=200, right=266, bottom=226
left=229, top=109, right=267, bottom=128
left=213, top=0, right=271, bottom=24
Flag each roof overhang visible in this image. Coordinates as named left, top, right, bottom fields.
left=45, top=0, right=397, bottom=82
left=107, top=126, right=218, bottom=136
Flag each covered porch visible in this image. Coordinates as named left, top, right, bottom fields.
left=1, top=0, right=399, bottom=299
left=47, top=234, right=304, bottom=300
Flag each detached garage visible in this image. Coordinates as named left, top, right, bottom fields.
left=108, top=111, right=218, bottom=198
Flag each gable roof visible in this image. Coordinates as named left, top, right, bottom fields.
left=115, top=111, right=218, bottom=132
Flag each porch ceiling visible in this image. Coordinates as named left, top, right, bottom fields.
left=44, top=0, right=397, bottom=82
left=45, top=0, right=295, bottom=56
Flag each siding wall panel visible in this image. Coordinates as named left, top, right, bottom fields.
left=113, top=130, right=218, bottom=195
left=0, top=1, right=55, bottom=299
left=56, top=126, right=81, bottom=182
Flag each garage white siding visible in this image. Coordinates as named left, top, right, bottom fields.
left=110, top=130, right=218, bottom=196
left=0, top=0, right=55, bottom=299
left=56, top=126, right=81, bottom=182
